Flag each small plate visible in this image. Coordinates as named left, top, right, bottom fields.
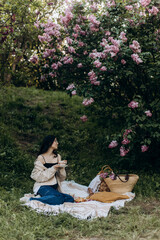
left=57, top=164, right=67, bottom=168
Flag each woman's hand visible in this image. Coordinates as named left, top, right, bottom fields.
left=59, top=160, right=67, bottom=164
left=54, top=164, right=63, bottom=170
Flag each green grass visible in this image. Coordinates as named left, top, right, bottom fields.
left=0, top=86, right=160, bottom=240
left=0, top=189, right=160, bottom=240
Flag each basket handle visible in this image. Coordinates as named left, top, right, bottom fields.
left=101, top=165, right=113, bottom=172
left=115, top=174, right=129, bottom=183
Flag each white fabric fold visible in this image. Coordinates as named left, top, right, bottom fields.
left=20, top=180, right=135, bottom=220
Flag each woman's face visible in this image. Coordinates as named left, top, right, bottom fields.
left=52, top=138, right=58, bottom=150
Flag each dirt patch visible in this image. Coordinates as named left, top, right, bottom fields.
left=15, top=133, right=37, bottom=150
left=130, top=199, right=160, bottom=215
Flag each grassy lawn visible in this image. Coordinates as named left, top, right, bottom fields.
left=0, top=189, right=160, bottom=240
left=0, top=87, right=160, bottom=240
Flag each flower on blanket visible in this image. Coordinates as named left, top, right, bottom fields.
left=100, top=171, right=116, bottom=181
left=100, top=172, right=108, bottom=179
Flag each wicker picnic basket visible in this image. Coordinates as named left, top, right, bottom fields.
left=104, top=174, right=139, bottom=194
left=98, top=165, right=113, bottom=192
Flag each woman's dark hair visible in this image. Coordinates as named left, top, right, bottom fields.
left=38, top=135, right=58, bottom=157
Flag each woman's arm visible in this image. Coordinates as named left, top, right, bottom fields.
left=56, top=168, right=66, bottom=181
left=30, top=156, right=57, bottom=183
left=56, top=154, right=66, bottom=181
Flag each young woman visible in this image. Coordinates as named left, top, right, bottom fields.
left=30, top=135, right=74, bottom=205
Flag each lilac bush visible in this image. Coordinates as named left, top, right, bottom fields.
left=33, top=0, right=160, bottom=169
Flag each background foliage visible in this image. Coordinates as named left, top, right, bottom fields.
left=0, top=87, right=160, bottom=196
left=0, top=1, right=160, bottom=239
left=0, top=0, right=64, bottom=86
left=30, top=0, right=160, bottom=169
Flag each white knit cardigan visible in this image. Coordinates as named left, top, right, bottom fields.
left=30, top=154, right=66, bottom=194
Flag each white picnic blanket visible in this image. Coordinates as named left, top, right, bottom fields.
left=20, top=180, right=135, bottom=220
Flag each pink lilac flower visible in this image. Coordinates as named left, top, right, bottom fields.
left=145, top=110, right=152, bottom=117
left=57, top=61, right=62, bottom=67
left=63, top=56, right=73, bottom=64
left=100, top=38, right=108, bottom=47
left=88, top=15, right=100, bottom=26
left=90, top=3, right=98, bottom=12
left=78, top=41, right=85, bottom=47
left=108, top=45, right=119, bottom=56
left=44, top=64, right=49, bottom=68
left=109, top=173, right=116, bottom=180
left=100, top=66, right=107, bottom=71
left=34, top=21, right=40, bottom=28
left=71, top=90, right=76, bottom=95
left=108, top=37, right=121, bottom=47
left=77, top=63, right=83, bottom=68
left=88, top=70, right=97, bottom=80
left=44, top=26, right=61, bottom=38
left=80, top=30, right=86, bottom=36
left=30, top=55, right=39, bottom=64
left=128, top=100, right=139, bottom=109
left=120, top=146, right=130, bottom=156
left=80, top=115, right=88, bottom=122
left=88, top=70, right=100, bottom=85
left=129, top=40, right=141, bottom=53
left=93, top=60, right=102, bottom=68
left=51, top=63, right=58, bottom=70
left=73, top=24, right=81, bottom=33
left=83, top=51, right=88, bottom=55
left=82, top=98, right=94, bottom=106
left=72, top=33, right=78, bottom=39
left=68, top=46, right=76, bottom=53
left=88, top=15, right=100, bottom=32
left=101, top=37, right=120, bottom=57
left=141, top=145, right=149, bottom=152
left=66, top=83, right=75, bottom=90
left=100, top=172, right=108, bottom=179
left=93, top=81, right=100, bottom=85
left=66, top=37, right=73, bottom=45
left=101, top=53, right=107, bottom=59
left=119, top=31, right=128, bottom=42
left=49, top=72, right=56, bottom=78
left=128, top=19, right=135, bottom=26
left=140, top=0, right=151, bottom=7
left=43, top=49, right=56, bottom=58
left=89, top=51, right=101, bottom=59
left=61, top=9, right=73, bottom=26
left=52, top=56, right=57, bottom=60
left=40, top=23, right=45, bottom=28
left=105, top=31, right=111, bottom=36
left=121, top=138, right=130, bottom=145
left=38, top=33, right=52, bottom=43
left=90, top=25, right=99, bottom=32
left=121, top=59, right=126, bottom=65
left=108, top=140, right=118, bottom=148
left=148, top=6, right=159, bottom=15
left=123, top=129, right=132, bottom=138
left=125, top=5, right=134, bottom=11
left=131, top=54, right=143, bottom=64
left=107, top=0, right=116, bottom=8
